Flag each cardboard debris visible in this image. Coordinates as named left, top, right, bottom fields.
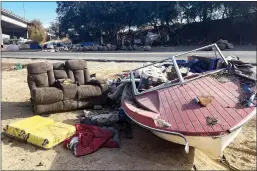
left=195, top=96, right=213, bottom=107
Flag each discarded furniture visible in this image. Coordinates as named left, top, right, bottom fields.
left=27, top=59, right=108, bottom=115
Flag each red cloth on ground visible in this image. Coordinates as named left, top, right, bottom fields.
left=63, top=124, right=118, bottom=157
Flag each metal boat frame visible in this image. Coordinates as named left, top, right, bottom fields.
left=129, top=43, right=229, bottom=96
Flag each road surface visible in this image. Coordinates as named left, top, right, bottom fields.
left=2, top=50, right=256, bottom=63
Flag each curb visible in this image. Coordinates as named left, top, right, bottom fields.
left=2, top=56, right=156, bottom=63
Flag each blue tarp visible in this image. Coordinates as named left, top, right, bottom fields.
left=30, top=43, right=40, bottom=49
left=176, top=57, right=221, bottom=73
left=25, top=41, right=40, bottom=49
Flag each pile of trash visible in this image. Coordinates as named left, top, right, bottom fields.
left=5, top=44, right=19, bottom=51
left=70, top=44, right=117, bottom=52
left=105, top=54, right=256, bottom=102
left=42, top=43, right=117, bottom=52
left=227, top=56, right=256, bottom=81
left=64, top=107, right=132, bottom=157
left=107, top=55, right=230, bottom=94
left=216, top=39, right=234, bottom=50
left=120, top=44, right=138, bottom=51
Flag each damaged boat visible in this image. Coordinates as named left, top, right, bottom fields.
left=119, top=43, right=256, bottom=159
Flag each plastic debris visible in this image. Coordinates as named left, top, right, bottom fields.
left=15, top=63, right=22, bottom=70
left=206, top=116, right=218, bottom=126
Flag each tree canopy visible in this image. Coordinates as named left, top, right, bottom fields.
left=28, top=19, right=46, bottom=43
left=55, top=1, right=256, bottom=43
left=47, top=19, right=60, bottom=38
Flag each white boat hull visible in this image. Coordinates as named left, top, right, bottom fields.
left=152, top=127, right=242, bottom=159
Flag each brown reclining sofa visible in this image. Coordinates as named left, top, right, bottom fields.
left=27, top=59, right=109, bottom=115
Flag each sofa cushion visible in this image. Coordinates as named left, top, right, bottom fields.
left=54, top=70, right=68, bottom=79
left=84, top=68, right=91, bottom=83
left=34, top=101, right=63, bottom=114
left=47, top=70, right=56, bottom=87
left=60, top=84, right=78, bottom=100
left=30, top=73, right=49, bottom=87
left=32, top=87, right=63, bottom=104
left=53, top=62, right=68, bottom=79
left=74, top=70, right=85, bottom=85
left=77, top=85, right=102, bottom=100
left=27, top=62, right=53, bottom=74
left=53, top=62, right=65, bottom=70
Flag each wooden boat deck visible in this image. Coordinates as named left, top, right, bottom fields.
left=133, top=76, right=256, bottom=136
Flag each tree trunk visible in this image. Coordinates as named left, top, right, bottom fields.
left=128, top=20, right=131, bottom=32
left=165, top=20, right=171, bottom=45
left=202, top=8, right=208, bottom=22
left=222, top=6, right=227, bottom=19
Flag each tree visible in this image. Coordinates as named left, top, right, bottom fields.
left=47, top=19, right=60, bottom=38
left=55, top=2, right=256, bottom=43
left=220, top=2, right=256, bottom=19
left=56, top=2, right=146, bottom=43
left=28, top=19, right=46, bottom=43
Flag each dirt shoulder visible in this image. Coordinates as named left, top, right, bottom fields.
left=1, top=59, right=256, bottom=170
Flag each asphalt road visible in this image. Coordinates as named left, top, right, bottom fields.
left=2, top=50, right=256, bottom=63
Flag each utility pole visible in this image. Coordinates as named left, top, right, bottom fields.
left=22, top=2, right=27, bottom=42
left=23, top=2, right=25, bottom=19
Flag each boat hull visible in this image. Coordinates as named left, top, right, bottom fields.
left=152, top=127, right=242, bottom=159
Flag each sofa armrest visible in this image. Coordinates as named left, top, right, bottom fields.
left=88, top=78, right=106, bottom=84
left=31, top=87, right=63, bottom=104
left=27, top=75, right=37, bottom=91
left=86, top=79, right=107, bottom=91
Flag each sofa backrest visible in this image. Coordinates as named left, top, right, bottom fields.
left=65, top=59, right=90, bottom=85
left=27, top=60, right=91, bottom=90
left=53, top=62, right=69, bottom=80
left=27, top=62, right=55, bottom=90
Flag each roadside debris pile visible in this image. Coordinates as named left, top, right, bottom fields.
left=3, top=107, right=132, bottom=157
left=106, top=54, right=256, bottom=109
left=106, top=55, right=229, bottom=95
left=42, top=43, right=117, bottom=52
left=63, top=107, right=132, bottom=157
left=213, top=55, right=257, bottom=81
left=68, top=44, right=117, bottom=52
left=5, top=44, right=19, bottom=51
left=64, top=124, right=119, bottom=157
left=3, top=44, right=257, bottom=167
left=216, top=39, right=234, bottom=50
left=229, top=60, right=256, bottom=81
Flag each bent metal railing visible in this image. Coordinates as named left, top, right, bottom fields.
left=129, top=43, right=229, bottom=96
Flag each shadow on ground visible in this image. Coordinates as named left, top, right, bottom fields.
left=49, top=121, right=196, bottom=170
left=1, top=101, right=34, bottom=120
